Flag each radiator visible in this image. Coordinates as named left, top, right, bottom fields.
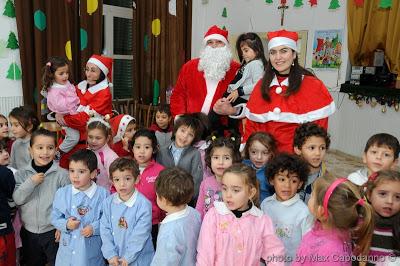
left=0, top=96, right=24, bottom=117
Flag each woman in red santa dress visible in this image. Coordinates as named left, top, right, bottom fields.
left=56, top=55, right=113, bottom=168
left=215, top=29, right=335, bottom=153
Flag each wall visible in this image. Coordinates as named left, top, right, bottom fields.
left=191, top=0, right=400, bottom=157
left=0, top=0, right=23, bottom=116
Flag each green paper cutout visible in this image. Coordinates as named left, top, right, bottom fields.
left=222, top=7, right=227, bottom=18
left=294, top=0, right=304, bottom=7
left=222, top=25, right=226, bottom=30
left=328, top=0, right=340, bottom=9
left=144, top=34, right=149, bottom=52
left=265, top=0, right=273, bottom=3
left=6, top=63, right=22, bottom=80
left=6, top=32, right=18, bottom=49
left=80, top=28, right=88, bottom=51
left=153, top=80, right=160, bottom=105
left=0, top=40, right=7, bottom=58
left=34, top=10, right=47, bottom=31
left=379, top=0, right=392, bottom=8
left=3, top=0, right=15, bottom=18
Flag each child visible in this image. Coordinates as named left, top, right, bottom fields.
left=13, top=128, right=70, bottom=265
left=0, top=114, right=13, bottom=154
left=243, top=131, right=277, bottom=202
left=87, top=118, right=118, bottom=191
left=157, top=114, right=204, bottom=201
left=293, top=175, right=374, bottom=265
left=149, top=104, right=173, bottom=149
left=348, top=133, right=400, bottom=186
left=197, top=163, right=285, bottom=265
left=365, top=170, right=400, bottom=264
left=209, top=32, right=266, bottom=135
left=52, top=149, right=108, bottom=265
left=151, top=167, right=201, bottom=266
left=9, top=106, right=40, bottom=170
left=100, top=158, right=154, bottom=266
left=131, top=129, right=164, bottom=246
left=293, top=122, right=330, bottom=203
left=191, top=112, right=213, bottom=179
left=110, top=114, right=136, bottom=157
left=261, top=153, right=313, bottom=264
left=196, top=135, right=241, bottom=219
left=42, top=56, right=80, bottom=156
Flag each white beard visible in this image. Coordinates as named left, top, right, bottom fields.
left=198, top=45, right=232, bottom=81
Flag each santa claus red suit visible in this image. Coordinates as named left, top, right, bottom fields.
left=170, top=25, right=240, bottom=117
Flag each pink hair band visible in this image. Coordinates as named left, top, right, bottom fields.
left=323, top=177, right=348, bottom=218
left=46, top=62, right=51, bottom=67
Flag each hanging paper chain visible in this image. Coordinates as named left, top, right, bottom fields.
left=294, top=0, right=304, bottom=7
left=379, top=0, right=392, bottom=8
left=265, top=0, right=273, bottom=3
left=309, top=0, right=318, bottom=6
left=328, top=0, right=340, bottom=9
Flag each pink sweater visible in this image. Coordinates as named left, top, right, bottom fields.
left=47, top=81, right=79, bottom=114
left=135, top=160, right=165, bottom=224
left=195, top=175, right=222, bottom=220
left=197, top=201, right=285, bottom=266
left=93, top=144, right=119, bottom=191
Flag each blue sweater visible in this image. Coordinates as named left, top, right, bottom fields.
left=243, top=159, right=272, bottom=202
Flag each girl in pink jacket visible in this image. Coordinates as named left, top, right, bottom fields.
left=197, top=163, right=285, bottom=266
left=131, top=129, right=165, bottom=247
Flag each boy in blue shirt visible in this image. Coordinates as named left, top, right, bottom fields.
left=100, top=158, right=154, bottom=266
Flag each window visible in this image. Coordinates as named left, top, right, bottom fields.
left=103, top=2, right=134, bottom=99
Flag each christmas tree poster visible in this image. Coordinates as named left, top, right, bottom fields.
left=312, top=29, right=343, bottom=69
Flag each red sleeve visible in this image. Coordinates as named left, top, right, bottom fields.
left=64, top=112, right=90, bottom=129
left=170, top=63, right=189, bottom=117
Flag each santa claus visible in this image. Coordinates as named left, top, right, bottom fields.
left=170, top=25, right=240, bottom=117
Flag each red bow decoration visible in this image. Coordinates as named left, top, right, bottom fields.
left=309, top=0, right=318, bottom=6
left=368, top=172, right=379, bottom=182
left=354, top=0, right=364, bottom=7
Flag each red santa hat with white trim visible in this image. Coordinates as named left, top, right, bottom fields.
left=110, top=114, right=136, bottom=143
left=267, top=30, right=299, bottom=52
left=87, top=54, right=113, bottom=86
left=203, top=25, right=229, bottom=46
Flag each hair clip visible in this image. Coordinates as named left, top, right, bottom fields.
left=356, top=198, right=365, bottom=207
left=230, top=137, right=235, bottom=141
left=368, top=172, right=379, bottom=182
left=87, top=117, right=111, bottom=129
left=46, top=62, right=51, bottom=67
left=211, top=136, right=217, bottom=141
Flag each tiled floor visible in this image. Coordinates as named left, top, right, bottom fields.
left=325, top=149, right=364, bottom=177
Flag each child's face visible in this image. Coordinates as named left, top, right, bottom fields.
left=221, top=172, right=256, bottom=211
left=211, top=146, right=233, bottom=180
left=363, top=144, right=397, bottom=174
left=175, top=125, right=195, bottom=148
left=132, top=136, right=153, bottom=167
left=9, top=116, right=29, bottom=139
left=87, top=128, right=109, bottom=151
left=69, top=160, right=96, bottom=191
left=85, top=62, right=101, bottom=85
left=248, top=140, right=272, bottom=168
left=123, top=123, right=136, bottom=141
left=0, top=149, right=10, bottom=165
left=270, top=169, right=303, bottom=202
left=294, top=136, right=327, bottom=171
left=29, top=135, right=56, bottom=166
left=240, top=43, right=257, bottom=63
left=155, top=111, right=171, bottom=130
left=368, top=180, right=400, bottom=218
left=54, top=65, right=69, bottom=85
left=112, top=169, right=138, bottom=201
left=0, top=117, right=9, bottom=139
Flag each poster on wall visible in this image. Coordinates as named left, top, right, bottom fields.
left=312, top=29, right=343, bottom=69
left=228, top=30, right=308, bottom=67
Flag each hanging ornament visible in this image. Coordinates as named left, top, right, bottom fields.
left=87, top=0, right=98, bottom=15
left=294, top=0, right=304, bottom=7
left=222, top=7, right=227, bottom=18
left=309, top=0, right=318, bottom=6
left=168, top=0, right=177, bottom=16
left=395, top=103, right=399, bottom=112
left=65, top=40, right=72, bottom=61
left=354, top=0, right=364, bottom=7
left=6, top=32, right=19, bottom=49
left=3, top=0, right=15, bottom=18
left=379, top=0, right=392, bottom=8
left=370, top=99, right=378, bottom=107
left=153, top=80, right=160, bottom=105
left=381, top=105, right=387, bottom=113
left=348, top=94, right=355, bottom=101
left=80, top=28, right=88, bottom=51
left=151, top=19, right=161, bottom=37
left=143, top=34, right=149, bottom=52
left=6, top=62, right=22, bottom=80
left=34, top=10, right=47, bottom=31
left=328, top=0, right=340, bottom=9
left=222, top=25, right=227, bottom=30
left=265, top=0, right=273, bottom=3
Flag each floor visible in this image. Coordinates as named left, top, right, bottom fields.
left=324, top=149, right=364, bottom=177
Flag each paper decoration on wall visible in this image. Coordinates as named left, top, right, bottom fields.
left=80, top=28, right=88, bottom=51
left=0, top=40, right=7, bottom=58
left=65, top=40, right=72, bottom=60
left=379, top=0, right=392, bottom=8
left=354, top=0, right=364, bottom=7
left=328, top=0, right=340, bottom=9
left=152, top=19, right=161, bottom=37
left=309, top=0, right=318, bottom=6
left=87, top=0, right=98, bottom=15
left=265, top=0, right=273, bottom=3
left=222, top=25, right=227, bottom=30
left=34, top=10, right=46, bottom=31
left=222, top=7, right=227, bottom=18
left=6, top=63, right=21, bottom=80
left=144, top=34, right=149, bottom=52
left=153, top=80, right=160, bottom=105
left=3, top=0, right=15, bottom=18
left=168, top=0, right=176, bottom=16
left=312, top=29, right=343, bottom=69
left=6, top=32, right=18, bottom=49
left=294, top=0, right=304, bottom=7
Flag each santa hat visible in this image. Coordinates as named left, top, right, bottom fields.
left=267, top=30, right=299, bottom=52
left=87, top=54, right=113, bottom=85
left=110, top=114, right=136, bottom=143
left=203, top=25, right=228, bottom=46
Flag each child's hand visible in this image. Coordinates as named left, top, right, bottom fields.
left=55, top=229, right=61, bottom=242
left=119, top=258, right=128, bottom=266
left=31, top=173, right=45, bottom=184
left=81, top=225, right=93, bottom=237
left=226, top=90, right=239, bottom=103
left=55, top=113, right=66, bottom=126
left=122, top=136, right=130, bottom=152
left=66, top=217, right=80, bottom=230
left=108, top=256, right=119, bottom=266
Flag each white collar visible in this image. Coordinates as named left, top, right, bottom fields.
left=269, top=75, right=289, bottom=87
left=77, top=79, right=109, bottom=94
left=113, top=190, right=138, bottom=207
left=161, top=205, right=190, bottom=224
left=268, top=193, right=300, bottom=206
left=214, top=201, right=263, bottom=217
left=71, top=182, right=97, bottom=199
left=52, top=81, right=71, bottom=88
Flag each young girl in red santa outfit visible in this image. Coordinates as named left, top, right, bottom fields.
left=109, top=114, right=136, bottom=157
left=56, top=55, right=113, bottom=168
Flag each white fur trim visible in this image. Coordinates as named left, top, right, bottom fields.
left=203, top=34, right=228, bottom=46
left=268, top=37, right=298, bottom=52
left=77, top=79, right=109, bottom=95
left=87, top=117, right=111, bottom=128
left=113, top=115, right=135, bottom=143
left=87, top=57, right=109, bottom=75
